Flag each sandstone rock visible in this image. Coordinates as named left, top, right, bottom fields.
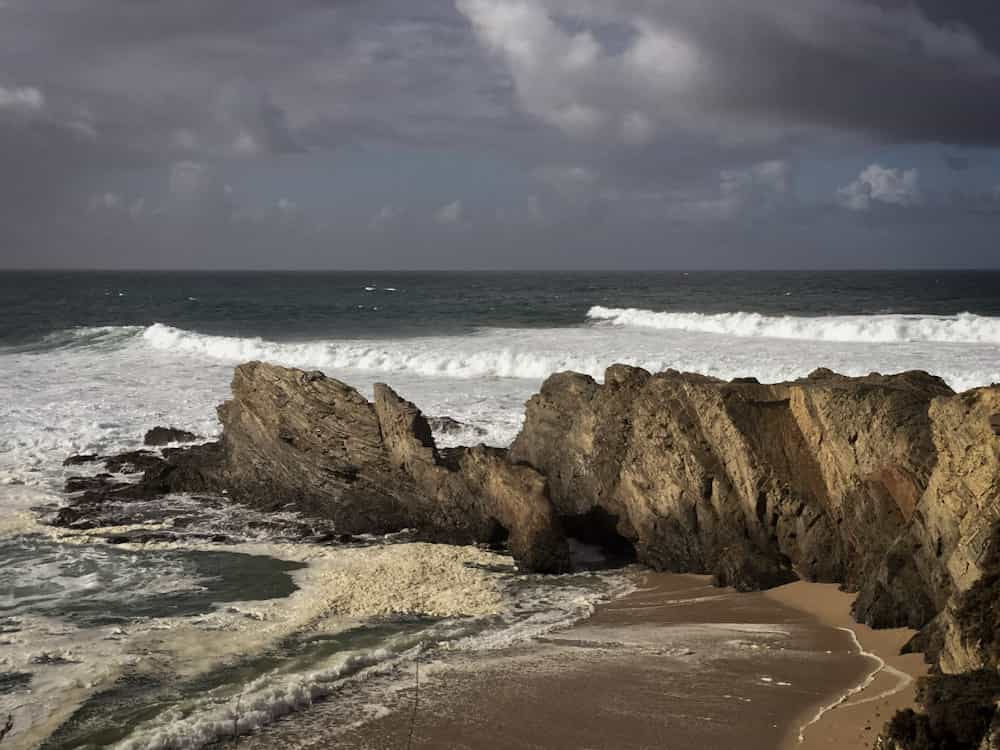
left=63, top=363, right=568, bottom=572
left=511, top=365, right=1000, bottom=630
left=373, top=383, right=569, bottom=572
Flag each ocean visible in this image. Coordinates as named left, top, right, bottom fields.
left=1, top=270, right=998, bottom=749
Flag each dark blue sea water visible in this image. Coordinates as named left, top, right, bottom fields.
left=2, top=270, right=999, bottom=345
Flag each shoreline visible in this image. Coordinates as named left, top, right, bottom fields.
left=766, top=582, right=928, bottom=749
left=236, top=570, right=924, bottom=750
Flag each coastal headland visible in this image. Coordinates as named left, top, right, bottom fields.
left=58, top=361, right=1000, bottom=748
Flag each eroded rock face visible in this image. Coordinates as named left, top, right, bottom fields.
left=57, top=361, right=1000, bottom=632
left=209, top=362, right=414, bottom=533
left=85, top=362, right=569, bottom=572
left=372, top=383, right=570, bottom=572
left=511, top=365, right=1000, bottom=634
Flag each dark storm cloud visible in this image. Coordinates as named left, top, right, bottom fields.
left=2, top=0, right=1000, bottom=269
left=457, top=0, right=1000, bottom=147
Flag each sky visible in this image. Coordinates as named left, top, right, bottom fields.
left=2, top=0, right=1000, bottom=270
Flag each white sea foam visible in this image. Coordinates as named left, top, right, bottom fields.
left=588, top=306, right=1000, bottom=345
left=140, top=322, right=605, bottom=380
left=139, top=321, right=1000, bottom=392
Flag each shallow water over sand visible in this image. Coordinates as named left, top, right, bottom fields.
left=232, top=574, right=874, bottom=750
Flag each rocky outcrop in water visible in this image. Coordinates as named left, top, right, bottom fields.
left=62, top=362, right=569, bottom=572
left=60, top=362, right=999, bottom=656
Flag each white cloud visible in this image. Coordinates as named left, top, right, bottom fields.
left=454, top=1, right=703, bottom=143
left=0, top=85, right=44, bottom=116
left=435, top=200, right=462, bottom=224
left=837, top=164, right=921, bottom=211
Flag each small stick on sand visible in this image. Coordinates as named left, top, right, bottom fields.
left=406, top=654, right=420, bottom=750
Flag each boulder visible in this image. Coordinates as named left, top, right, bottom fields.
left=143, top=426, right=199, bottom=446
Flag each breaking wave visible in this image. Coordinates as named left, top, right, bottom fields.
left=587, top=307, right=1000, bottom=345
left=139, top=323, right=614, bottom=380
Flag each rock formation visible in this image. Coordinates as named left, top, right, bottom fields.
left=511, top=366, right=999, bottom=631
left=64, top=362, right=570, bottom=572
left=59, top=360, right=1000, bottom=742
left=143, top=426, right=199, bottom=446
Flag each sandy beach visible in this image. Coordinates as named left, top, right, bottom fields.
left=237, top=571, right=926, bottom=750
left=767, top=582, right=928, bottom=750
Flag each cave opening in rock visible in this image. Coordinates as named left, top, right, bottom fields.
left=485, top=519, right=510, bottom=551
left=561, top=507, right=637, bottom=568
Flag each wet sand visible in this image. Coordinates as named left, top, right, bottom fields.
left=767, top=582, right=928, bottom=749
left=244, top=572, right=923, bottom=750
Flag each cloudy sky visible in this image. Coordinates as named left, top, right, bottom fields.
left=2, top=0, right=1000, bottom=269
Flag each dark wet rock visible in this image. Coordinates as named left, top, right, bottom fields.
left=105, top=531, right=180, bottom=545
left=143, top=426, right=199, bottom=446
left=880, top=670, right=1000, bottom=750
left=101, top=450, right=164, bottom=475
left=63, top=454, right=100, bottom=466
left=30, top=653, right=79, bottom=666
left=0, top=672, right=31, bottom=694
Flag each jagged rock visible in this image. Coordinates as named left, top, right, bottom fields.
left=55, top=360, right=1000, bottom=625
left=143, top=426, right=199, bottom=446
left=102, top=450, right=164, bottom=475
left=62, top=363, right=567, bottom=572
left=510, top=364, right=1000, bottom=623
left=373, top=383, right=569, bottom=573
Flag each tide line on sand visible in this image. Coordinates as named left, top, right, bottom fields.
left=796, top=626, right=914, bottom=743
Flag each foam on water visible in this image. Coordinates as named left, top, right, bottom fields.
left=139, top=320, right=1000, bottom=392
left=588, top=306, right=1000, bottom=344
left=2, top=527, right=628, bottom=749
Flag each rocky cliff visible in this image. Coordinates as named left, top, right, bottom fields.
left=60, top=360, right=1000, bottom=739
left=511, top=366, right=999, bottom=635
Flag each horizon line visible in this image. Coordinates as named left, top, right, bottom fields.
left=3, top=267, right=1000, bottom=274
